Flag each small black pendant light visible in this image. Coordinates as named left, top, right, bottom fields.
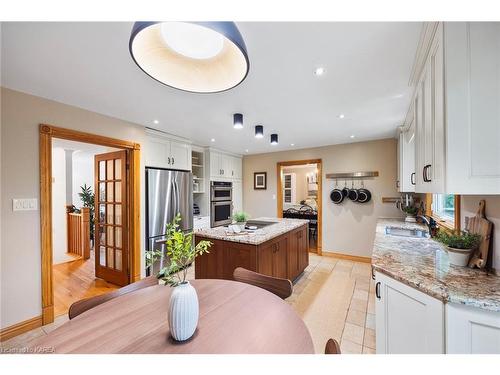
left=233, top=113, right=243, bottom=129
left=255, top=125, right=264, bottom=138
left=270, top=133, right=278, bottom=145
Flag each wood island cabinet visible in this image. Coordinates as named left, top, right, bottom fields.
left=195, top=224, right=308, bottom=281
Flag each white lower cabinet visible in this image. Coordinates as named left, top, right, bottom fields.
left=375, top=272, right=445, bottom=354
left=447, top=303, right=500, bottom=354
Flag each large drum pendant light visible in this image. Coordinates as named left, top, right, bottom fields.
left=129, top=22, right=249, bottom=93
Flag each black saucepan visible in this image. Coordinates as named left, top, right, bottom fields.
left=348, top=181, right=358, bottom=201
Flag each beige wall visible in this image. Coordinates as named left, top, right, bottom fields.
left=0, top=88, right=146, bottom=329
left=243, top=138, right=403, bottom=258
left=461, top=196, right=500, bottom=271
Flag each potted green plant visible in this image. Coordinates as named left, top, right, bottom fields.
left=402, top=205, right=418, bottom=223
left=145, top=214, right=211, bottom=341
left=435, top=230, right=481, bottom=266
left=233, top=211, right=250, bottom=230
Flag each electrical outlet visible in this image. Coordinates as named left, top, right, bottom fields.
left=12, top=198, right=38, bottom=211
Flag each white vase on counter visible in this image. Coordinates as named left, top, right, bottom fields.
left=446, top=246, right=474, bottom=267
left=168, top=281, right=199, bottom=341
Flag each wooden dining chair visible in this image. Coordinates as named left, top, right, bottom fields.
left=233, top=267, right=293, bottom=299
left=324, top=338, right=341, bottom=354
left=68, top=276, right=158, bottom=319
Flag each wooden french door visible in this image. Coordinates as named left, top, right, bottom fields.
left=94, top=150, right=129, bottom=286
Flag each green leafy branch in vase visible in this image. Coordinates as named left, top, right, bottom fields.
left=145, top=214, right=211, bottom=287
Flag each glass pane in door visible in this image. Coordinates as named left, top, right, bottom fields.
left=107, top=247, right=114, bottom=268
left=115, top=159, right=121, bottom=179
left=99, top=161, right=106, bottom=180
left=107, top=182, right=114, bottom=202
left=115, top=250, right=122, bottom=271
left=106, top=160, right=114, bottom=180
left=99, top=246, right=106, bottom=266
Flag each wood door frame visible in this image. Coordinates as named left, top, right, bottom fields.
left=39, top=124, right=141, bottom=325
left=277, top=159, right=322, bottom=255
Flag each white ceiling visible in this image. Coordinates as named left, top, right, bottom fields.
left=1, top=22, right=421, bottom=155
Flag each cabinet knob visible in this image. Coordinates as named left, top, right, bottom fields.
left=168, top=157, right=171, bottom=164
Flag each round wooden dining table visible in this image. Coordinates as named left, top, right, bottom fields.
left=31, top=279, right=314, bottom=354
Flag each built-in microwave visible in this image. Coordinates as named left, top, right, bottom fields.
left=210, top=181, right=233, bottom=202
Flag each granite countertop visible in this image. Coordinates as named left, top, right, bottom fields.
left=372, top=218, right=500, bottom=312
left=195, top=217, right=309, bottom=245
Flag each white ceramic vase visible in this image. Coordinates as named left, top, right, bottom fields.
left=446, top=246, right=474, bottom=267
left=405, top=215, right=417, bottom=223
left=168, top=281, right=199, bottom=341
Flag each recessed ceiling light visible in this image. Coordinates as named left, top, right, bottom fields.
left=153, top=119, right=159, bottom=124
left=290, top=143, right=295, bottom=146
left=314, top=67, right=325, bottom=76
left=350, top=135, right=355, bottom=139
left=210, top=138, right=215, bottom=142
left=339, top=114, right=345, bottom=119
left=245, top=149, right=249, bottom=153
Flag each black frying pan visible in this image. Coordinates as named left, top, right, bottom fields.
left=357, top=181, right=372, bottom=203
left=330, top=180, right=344, bottom=204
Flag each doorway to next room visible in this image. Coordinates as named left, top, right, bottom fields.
left=51, top=139, right=122, bottom=317
left=277, top=159, right=322, bottom=254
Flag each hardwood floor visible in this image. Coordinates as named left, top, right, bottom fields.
left=53, top=250, right=119, bottom=317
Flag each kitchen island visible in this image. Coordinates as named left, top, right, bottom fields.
left=194, top=218, right=309, bottom=281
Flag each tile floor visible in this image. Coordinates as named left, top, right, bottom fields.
left=1, top=254, right=375, bottom=354
left=286, top=253, right=376, bottom=354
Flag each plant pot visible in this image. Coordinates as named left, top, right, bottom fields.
left=168, top=281, right=199, bottom=341
left=235, top=222, right=246, bottom=230
left=405, top=215, right=417, bottom=223
left=446, top=246, right=474, bottom=267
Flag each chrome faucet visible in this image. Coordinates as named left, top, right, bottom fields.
left=417, top=215, right=436, bottom=237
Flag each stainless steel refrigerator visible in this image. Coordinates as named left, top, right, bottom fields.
left=146, top=168, right=193, bottom=276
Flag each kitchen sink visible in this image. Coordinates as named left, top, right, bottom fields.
left=385, top=226, right=429, bottom=238
left=245, top=220, right=278, bottom=229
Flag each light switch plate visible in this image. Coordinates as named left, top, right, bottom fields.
left=12, top=198, right=38, bottom=211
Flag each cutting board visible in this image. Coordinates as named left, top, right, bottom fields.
left=467, top=200, right=493, bottom=269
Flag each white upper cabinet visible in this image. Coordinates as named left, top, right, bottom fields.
left=414, top=22, right=445, bottom=193
left=411, top=22, right=500, bottom=194
left=209, top=151, right=242, bottom=181
left=445, top=22, right=500, bottom=194
left=144, top=131, right=192, bottom=171
left=169, top=140, right=191, bottom=171
left=398, top=107, right=416, bottom=192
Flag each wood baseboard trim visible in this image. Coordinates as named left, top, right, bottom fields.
left=322, top=251, right=372, bottom=264
left=0, top=315, right=43, bottom=342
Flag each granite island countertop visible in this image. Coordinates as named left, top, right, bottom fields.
left=372, top=218, right=500, bottom=312
left=195, top=217, right=309, bottom=245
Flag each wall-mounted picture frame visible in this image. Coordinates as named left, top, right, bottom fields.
left=254, top=172, right=267, bottom=190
